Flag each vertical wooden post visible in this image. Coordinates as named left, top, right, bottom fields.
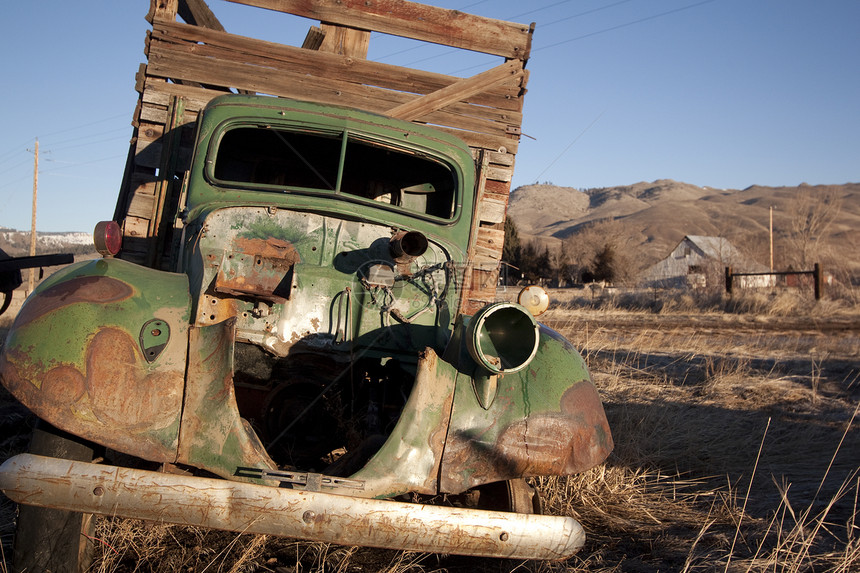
left=769, top=205, right=774, bottom=271
left=147, top=0, right=178, bottom=23
left=725, top=266, right=733, bottom=296
left=813, top=263, right=822, bottom=300
left=28, top=139, right=39, bottom=293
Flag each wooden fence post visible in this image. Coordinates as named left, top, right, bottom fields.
left=813, top=263, right=822, bottom=300
left=725, top=266, right=733, bottom=296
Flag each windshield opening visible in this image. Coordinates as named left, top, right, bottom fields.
left=211, top=125, right=458, bottom=220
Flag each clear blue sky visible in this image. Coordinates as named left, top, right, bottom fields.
left=1, top=0, right=857, bottom=232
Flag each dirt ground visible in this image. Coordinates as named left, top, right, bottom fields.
left=1, top=290, right=858, bottom=572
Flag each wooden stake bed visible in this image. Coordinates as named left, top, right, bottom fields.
left=116, top=0, right=533, bottom=313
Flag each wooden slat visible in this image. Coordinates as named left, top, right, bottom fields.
left=429, top=127, right=518, bottom=155
left=387, top=60, right=523, bottom=122
left=483, top=178, right=511, bottom=194
left=150, top=22, right=526, bottom=112
left=123, top=215, right=152, bottom=238
left=487, top=150, right=514, bottom=167
left=485, top=165, right=513, bottom=183
left=146, top=40, right=520, bottom=140
left=178, top=0, right=225, bottom=30
left=474, top=227, right=505, bottom=261
left=318, top=23, right=369, bottom=58
left=478, top=195, right=507, bottom=225
left=127, top=188, right=157, bottom=219
left=135, top=120, right=166, bottom=169
left=147, top=0, right=178, bottom=23
left=302, top=26, right=326, bottom=50
left=226, top=0, right=533, bottom=59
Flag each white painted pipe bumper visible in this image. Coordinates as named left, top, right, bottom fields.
left=0, top=454, right=584, bottom=560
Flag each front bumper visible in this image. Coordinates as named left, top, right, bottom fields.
left=0, top=454, right=584, bottom=560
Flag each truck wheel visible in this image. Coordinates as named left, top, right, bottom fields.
left=1, top=290, right=11, bottom=316
left=12, top=421, right=97, bottom=573
left=475, top=478, right=542, bottom=514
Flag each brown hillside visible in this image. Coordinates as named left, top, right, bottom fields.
left=509, top=181, right=860, bottom=273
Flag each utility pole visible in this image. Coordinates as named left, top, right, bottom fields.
left=28, top=138, right=38, bottom=293
left=769, top=205, right=774, bottom=272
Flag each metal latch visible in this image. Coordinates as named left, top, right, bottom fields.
left=236, top=467, right=365, bottom=492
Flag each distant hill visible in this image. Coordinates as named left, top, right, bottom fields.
left=0, top=228, right=96, bottom=257
left=508, top=180, right=860, bottom=272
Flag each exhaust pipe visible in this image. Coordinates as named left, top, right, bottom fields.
left=1, top=454, right=584, bottom=560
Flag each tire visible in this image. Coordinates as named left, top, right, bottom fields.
left=0, top=290, right=12, bottom=317
left=12, top=421, right=97, bottom=573
left=474, top=478, right=542, bottom=514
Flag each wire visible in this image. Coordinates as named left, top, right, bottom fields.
left=377, top=0, right=580, bottom=63
left=533, top=109, right=607, bottom=182
left=42, top=127, right=129, bottom=149
left=510, top=0, right=618, bottom=22
left=39, top=153, right=128, bottom=174
left=449, top=0, right=719, bottom=75
left=536, top=0, right=719, bottom=52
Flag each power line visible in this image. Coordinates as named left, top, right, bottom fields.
left=510, top=0, right=620, bottom=22
left=532, top=109, right=606, bottom=182
left=41, top=127, right=129, bottom=149
left=0, top=112, right=128, bottom=161
left=39, top=153, right=128, bottom=174
left=45, top=135, right=129, bottom=154
left=377, top=0, right=580, bottom=63
left=450, top=0, right=719, bottom=75
left=536, top=0, right=719, bottom=52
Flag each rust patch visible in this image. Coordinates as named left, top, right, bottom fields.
left=1, top=327, right=182, bottom=462
left=15, top=276, right=133, bottom=326
left=440, top=382, right=614, bottom=493
left=41, top=365, right=86, bottom=403
left=215, top=237, right=301, bottom=302
left=85, top=328, right=182, bottom=431
left=234, top=237, right=302, bottom=263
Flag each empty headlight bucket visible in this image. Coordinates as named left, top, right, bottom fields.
left=466, top=302, right=540, bottom=374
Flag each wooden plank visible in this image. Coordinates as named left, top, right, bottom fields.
left=142, top=77, right=211, bottom=113
left=302, top=26, right=326, bottom=50
left=427, top=127, right=518, bottom=155
left=145, top=39, right=519, bottom=126
left=123, top=215, right=152, bottom=238
left=178, top=0, right=225, bottom=30
left=487, top=150, right=514, bottom=167
left=485, top=165, right=512, bottom=183
left=146, top=41, right=519, bottom=139
left=478, top=195, right=507, bottom=225
left=483, top=178, right=511, bottom=194
left=474, top=227, right=505, bottom=261
left=135, top=120, right=166, bottom=169
left=318, top=23, right=369, bottom=58
left=387, top=60, right=523, bottom=122
left=225, top=0, right=533, bottom=59
left=127, top=189, right=157, bottom=219
left=147, top=0, right=178, bottom=23
left=149, top=22, right=526, bottom=112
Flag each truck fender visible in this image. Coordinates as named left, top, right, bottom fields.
left=0, top=258, right=191, bottom=462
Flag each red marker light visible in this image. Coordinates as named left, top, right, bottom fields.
left=93, top=221, right=122, bottom=257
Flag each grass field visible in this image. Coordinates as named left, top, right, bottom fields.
left=2, top=288, right=858, bottom=572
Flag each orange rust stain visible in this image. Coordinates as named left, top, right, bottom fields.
left=41, top=365, right=86, bottom=403
left=85, top=328, right=182, bottom=431
left=233, top=237, right=301, bottom=265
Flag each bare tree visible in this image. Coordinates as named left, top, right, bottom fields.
left=563, top=218, right=642, bottom=285
left=785, top=186, right=842, bottom=269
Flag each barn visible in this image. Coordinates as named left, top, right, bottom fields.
left=643, top=235, right=773, bottom=289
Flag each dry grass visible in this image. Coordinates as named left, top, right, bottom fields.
left=2, top=288, right=859, bottom=572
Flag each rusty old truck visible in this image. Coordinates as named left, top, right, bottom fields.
left=0, top=0, right=612, bottom=569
